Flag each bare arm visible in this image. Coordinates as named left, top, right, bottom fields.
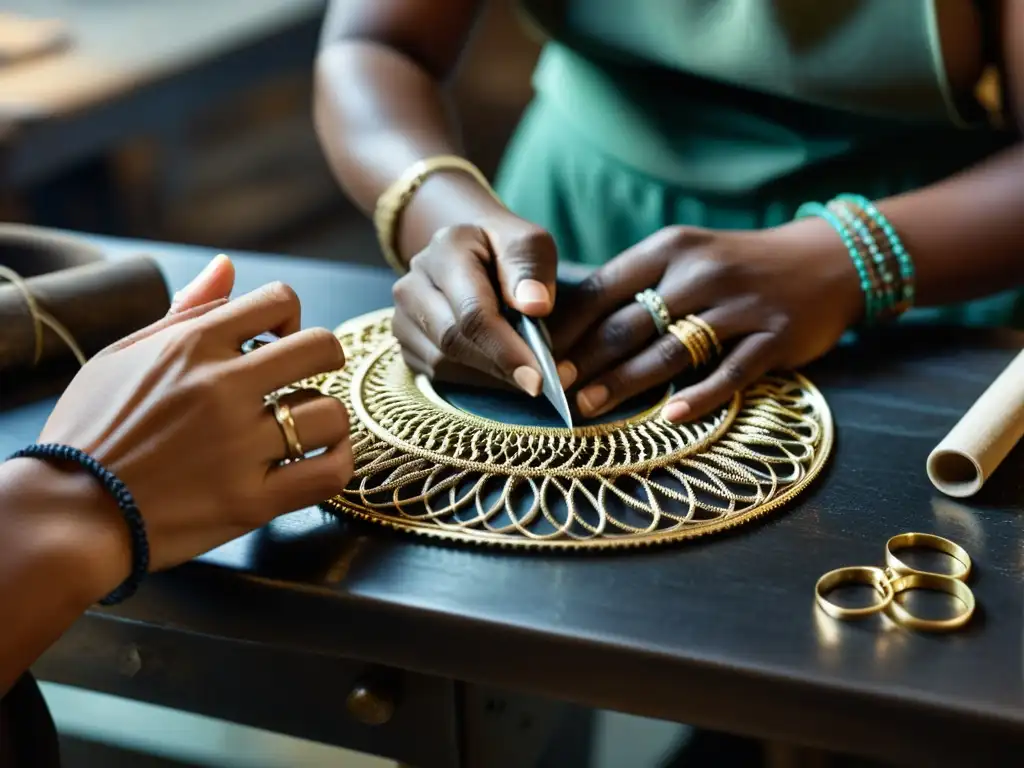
left=783, top=0, right=1024, bottom=308
left=0, top=459, right=125, bottom=694
left=314, top=0, right=507, bottom=266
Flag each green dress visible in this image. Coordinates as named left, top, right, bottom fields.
left=494, top=0, right=1022, bottom=327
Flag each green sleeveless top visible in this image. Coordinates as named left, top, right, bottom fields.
left=494, top=0, right=1021, bottom=327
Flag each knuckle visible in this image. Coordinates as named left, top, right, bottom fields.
left=503, top=227, right=557, bottom=265
left=320, top=448, right=354, bottom=494
left=600, top=318, right=635, bottom=352
left=438, top=321, right=462, bottom=357
left=263, top=280, right=300, bottom=310
left=456, top=297, right=490, bottom=341
left=576, top=272, right=607, bottom=302
left=656, top=336, right=687, bottom=368
left=430, top=223, right=482, bottom=249
left=718, top=359, right=748, bottom=386
left=391, top=276, right=412, bottom=304
left=305, top=326, right=344, bottom=359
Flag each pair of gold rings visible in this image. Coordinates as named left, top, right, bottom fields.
left=266, top=396, right=304, bottom=463
left=815, top=533, right=975, bottom=633
left=634, top=289, right=723, bottom=368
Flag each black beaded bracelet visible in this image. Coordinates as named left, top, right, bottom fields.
left=6, top=443, right=149, bottom=605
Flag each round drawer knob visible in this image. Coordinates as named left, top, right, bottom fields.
left=346, top=682, right=396, bottom=726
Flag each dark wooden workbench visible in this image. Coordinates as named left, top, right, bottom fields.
left=3, top=233, right=1023, bottom=767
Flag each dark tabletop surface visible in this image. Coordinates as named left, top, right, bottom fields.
left=4, top=233, right=1024, bottom=766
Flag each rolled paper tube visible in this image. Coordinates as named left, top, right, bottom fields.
left=927, top=348, right=1024, bottom=497
left=0, top=256, right=171, bottom=371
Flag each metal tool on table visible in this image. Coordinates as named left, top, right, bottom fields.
left=815, top=532, right=975, bottom=633
left=515, top=313, right=573, bottom=429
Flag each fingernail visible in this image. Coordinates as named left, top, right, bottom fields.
left=578, top=384, right=609, bottom=416
left=513, top=366, right=543, bottom=397
left=662, top=400, right=691, bottom=423
left=514, top=279, right=550, bottom=312
left=557, top=361, right=577, bottom=389
left=171, top=253, right=228, bottom=308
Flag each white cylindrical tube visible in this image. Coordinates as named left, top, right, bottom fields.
left=926, top=348, right=1024, bottom=497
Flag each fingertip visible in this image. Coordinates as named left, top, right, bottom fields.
left=513, top=279, right=552, bottom=316
left=512, top=366, right=543, bottom=397
left=661, top=399, right=691, bottom=424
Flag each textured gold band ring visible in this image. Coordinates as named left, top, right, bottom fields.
left=668, top=318, right=717, bottom=367
left=815, top=566, right=894, bottom=620
left=268, top=397, right=304, bottom=462
left=685, top=314, right=722, bottom=355
left=635, top=289, right=671, bottom=335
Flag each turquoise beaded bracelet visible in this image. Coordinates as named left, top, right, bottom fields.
left=794, top=201, right=878, bottom=325
left=827, top=200, right=898, bottom=317
left=795, top=195, right=916, bottom=325
left=835, top=194, right=916, bottom=311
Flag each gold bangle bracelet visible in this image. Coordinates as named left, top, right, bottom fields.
left=373, top=155, right=500, bottom=276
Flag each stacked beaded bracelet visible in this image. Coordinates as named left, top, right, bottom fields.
left=794, top=194, right=915, bottom=326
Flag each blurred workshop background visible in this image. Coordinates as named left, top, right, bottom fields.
left=0, top=3, right=693, bottom=767
left=0, top=0, right=537, bottom=264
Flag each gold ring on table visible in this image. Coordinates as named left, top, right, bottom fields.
left=667, top=318, right=714, bottom=367
left=814, top=566, right=894, bottom=620
left=885, top=532, right=971, bottom=581
left=684, top=314, right=723, bottom=356
left=886, top=571, right=976, bottom=633
left=635, top=289, right=672, bottom=335
left=267, top=397, right=304, bottom=462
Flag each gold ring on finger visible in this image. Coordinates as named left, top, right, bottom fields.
left=267, top=396, right=304, bottom=462
left=667, top=319, right=711, bottom=367
left=685, top=314, right=723, bottom=356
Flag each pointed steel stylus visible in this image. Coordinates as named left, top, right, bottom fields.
left=517, top=314, right=574, bottom=429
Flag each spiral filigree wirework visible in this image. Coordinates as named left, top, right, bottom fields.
left=293, top=309, right=833, bottom=550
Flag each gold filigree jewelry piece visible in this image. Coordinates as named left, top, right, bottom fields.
left=282, top=308, right=833, bottom=550
left=635, top=289, right=671, bottom=335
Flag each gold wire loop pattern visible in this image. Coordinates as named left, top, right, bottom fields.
left=266, top=397, right=304, bottom=462
left=635, top=289, right=672, bottom=335
left=815, top=566, right=894, bottom=620
left=816, top=533, right=976, bottom=633
left=277, top=309, right=834, bottom=550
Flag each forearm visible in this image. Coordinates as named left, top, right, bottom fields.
left=875, top=140, right=1024, bottom=307
left=0, top=459, right=126, bottom=694
left=314, top=5, right=506, bottom=265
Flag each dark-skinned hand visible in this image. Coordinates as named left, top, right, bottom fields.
left=549, top=221, right=863, bottom=423
left=390, top=210, right=557, bottom=396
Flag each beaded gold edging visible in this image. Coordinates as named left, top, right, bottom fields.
left=296, top=309, right=833, bottom=551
